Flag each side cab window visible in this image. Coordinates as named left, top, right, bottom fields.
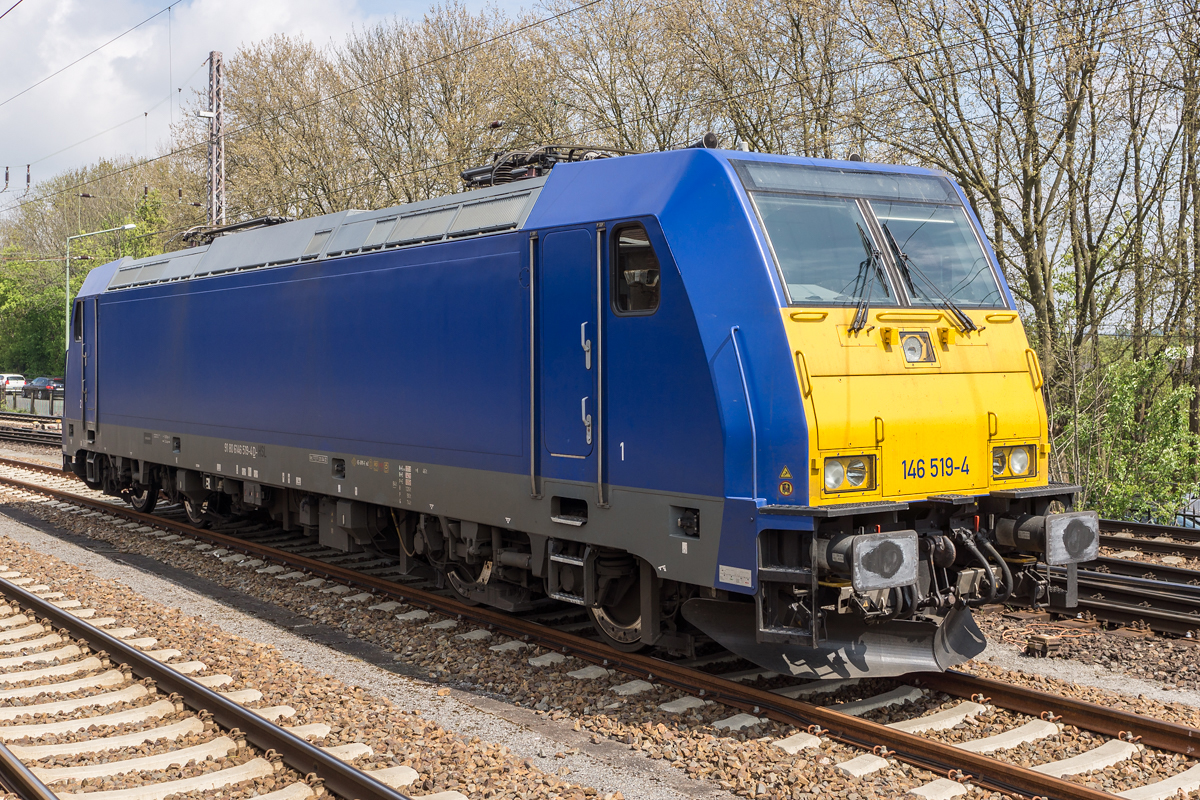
left=611, top=223, right=661, bottom=314
left=73, top=300, right=83, bottom=342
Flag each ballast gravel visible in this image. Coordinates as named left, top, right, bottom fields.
left=3, top=464, right=1200, bottom=799
left=971, top=609, right=1200, bottom=702
left=0, top=444, right=62, bottom=467
left=0, top=517, right=615, bottom=799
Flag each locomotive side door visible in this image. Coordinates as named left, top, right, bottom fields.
left=539, top=228, right=597, bottom=460
left=82, top=297, right=98, bottom=430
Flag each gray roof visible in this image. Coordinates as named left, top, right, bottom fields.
left=106, top=179, right=545, bottom=292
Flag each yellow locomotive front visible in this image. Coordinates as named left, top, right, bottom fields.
left=784, top=305, right=1047, bottom=506
left=684, top=159, right=1100, bottom=679
left=750, top=161, right=1052, bottom=507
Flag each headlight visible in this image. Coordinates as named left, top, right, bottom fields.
left=823, top=455, right=875, bottom=492
left=1009, top=446, right=1030, bottom=475
left=902, top=335, right=924, bottom=362
left=992, top=445, right=1037, bottom=479
left=824, top=459, right=845, bottom=491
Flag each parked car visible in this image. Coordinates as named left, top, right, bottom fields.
left=0, top=374, right=24, bottom=392
left=22, top=377, right=64, bottom=399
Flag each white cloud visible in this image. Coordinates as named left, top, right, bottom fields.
left=0, top=0, right=500, bottom=191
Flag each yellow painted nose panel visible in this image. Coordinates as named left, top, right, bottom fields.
left=782, top=307, right=1049, bottom=505
left=810, top=372, right=1041, bottom=499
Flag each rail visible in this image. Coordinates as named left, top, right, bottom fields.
left=0, top=462, right=1179, bottom=800
left=0, top=563, right=414, bottom=800
left=0, top=426, right=61, bottom=447
left=1101, top=516, right=1200, bottom=542
left=0, top=411, right=61, bottom=425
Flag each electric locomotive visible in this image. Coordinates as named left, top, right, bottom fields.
left=62, top=142, right=1099, bottom=679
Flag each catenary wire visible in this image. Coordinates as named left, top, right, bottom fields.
left=0, top=0, right=186, bottom=110
left=0, top=0, right=1144, bottom=215
left=26, top=58, right=209, bottom=167
left=229, top=3, right=1185, bottom=222
left=0, top=0, right=1153, bottom=218
left=0, top=0, right=24, bottom=22
left=0, top=0, right=612, bottom=216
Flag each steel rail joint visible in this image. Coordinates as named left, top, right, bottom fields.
left=914, top=671, right=1200, bottom=758
left=0, top=575, right=415, bottom=800
left=0, top=466, right=1157, bottom=800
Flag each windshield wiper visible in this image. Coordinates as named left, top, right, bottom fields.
left=850, top=224, right=887, bottom=333
left=881, top=223, right=979, bottom=333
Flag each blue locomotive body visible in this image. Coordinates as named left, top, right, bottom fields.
left=64, top=147, right=1097, bottom=677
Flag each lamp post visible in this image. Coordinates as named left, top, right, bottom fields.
left=65, top=223, right=137, bottom=353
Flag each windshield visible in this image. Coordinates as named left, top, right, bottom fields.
left=736, top=160, right=1006, bottom=309
left=872, top=201, right=1003, bottom=308
left=752, top=194, right=894, bottom=306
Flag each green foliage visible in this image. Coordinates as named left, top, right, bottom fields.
left=1054, top=348, right=1200, bottom=522
left=0, top=190, right=169, bottom=378
left=0, top=249, right=68, bottom=377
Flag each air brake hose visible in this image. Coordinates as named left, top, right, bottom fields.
left=955, top=532, right=997, bottom=606
left=978, top=539, right=1015, bottom=604
left=903, top=584, right=919, bottom=619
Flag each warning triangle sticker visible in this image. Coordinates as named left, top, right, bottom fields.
left=779, top=466, right=793, bottom=479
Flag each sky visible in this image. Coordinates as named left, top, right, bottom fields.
left=0, top=0, right=526, bottom=201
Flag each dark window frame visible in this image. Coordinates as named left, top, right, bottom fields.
left=72, top=300, right=83, bottom=342
left=610, top=221, right=662, bottom=317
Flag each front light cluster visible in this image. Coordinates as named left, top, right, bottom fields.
left=824, top=455, right=875, bottom=492
left=992, top=445, right=1035, bottom=479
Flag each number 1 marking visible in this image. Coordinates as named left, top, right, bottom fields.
left=620, top=442, right=625, bottom=461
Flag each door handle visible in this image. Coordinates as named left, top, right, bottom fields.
left=581, top=322, right=592, bottom=370
left=582, top=396, right=593, bottom=444
left=874, top=416, right=885, bottom=444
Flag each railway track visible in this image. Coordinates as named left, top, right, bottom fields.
left=0, top=562, right=428, bottom=800
left=0, top=412, right=60, bottom=425
left=1100, top=518, right=1200, bottom=559
left=1059, top=566, right=1200, bottom=637
left=0, top=412, right=61, bottom=448
left=0, top=426, right=60, bottom=447
left=2, top=458, right=1200, bottom=798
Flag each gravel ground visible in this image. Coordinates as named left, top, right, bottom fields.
left=0, top=497, right=723, bottom=800
left=4, top=471, right=1200, bottom=799
left=972, top=609, right=1200, bottom=707
left=0, top=444, right=61, bottom=467
left=0, top=520, right=616, bottom=799
left=1099, top=541, right=1200, bottom=571
left=0, top=484, right=962, bottom=799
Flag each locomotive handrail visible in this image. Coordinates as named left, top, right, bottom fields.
left=730, top=325, right=758, bottom=502
left=595, top=222, right=607, bottom=508
left=528, top=231, right=540, bottom=499
left=1024, top=347, right=1044, bottom=389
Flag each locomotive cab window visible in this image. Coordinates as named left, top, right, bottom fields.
left=72, top=301, right=83, bottom=341
left=612, top=224, right=661, bottom=314
left=735, top=160, right=1008, bottom=309
left=753, top=194, right=896, bottom=306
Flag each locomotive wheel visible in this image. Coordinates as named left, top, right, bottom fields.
left=183, top=495, right=210, bottom=528
left=588, top=568, right=645, bottom=652
left=129, top=483, right=158, bottom=514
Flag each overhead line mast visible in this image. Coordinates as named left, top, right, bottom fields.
left=201, top=51, right=225, bottom=227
